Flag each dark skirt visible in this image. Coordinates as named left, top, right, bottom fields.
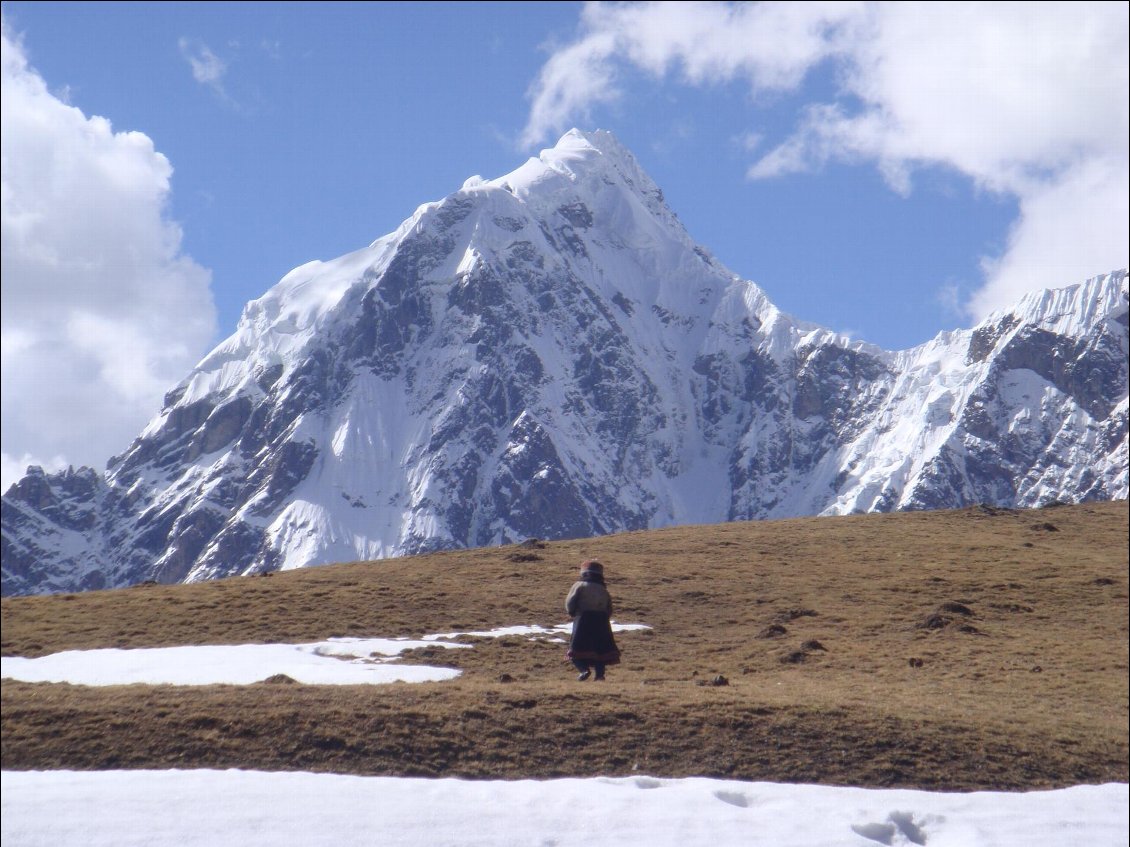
left=567, top=611, right=621, bottom=665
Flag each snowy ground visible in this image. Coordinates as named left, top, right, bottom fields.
left=2, top=628, right=1126, bottom=846
left=0, top=622, right=649, bottom=687
left=0, top=637, right=465, bottom=686
left=2, top=770, right=1126, bottom=847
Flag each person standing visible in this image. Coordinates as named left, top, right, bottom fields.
left=565, top=560, right=621, bottom=681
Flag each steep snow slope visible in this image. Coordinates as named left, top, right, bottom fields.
left=3, top=130, right=1126, bottom=594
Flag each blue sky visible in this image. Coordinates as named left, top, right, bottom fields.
left=2, top=2, right=1127, bottom=488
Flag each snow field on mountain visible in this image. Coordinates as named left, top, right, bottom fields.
left=3, top=769, right=1126, bottom=847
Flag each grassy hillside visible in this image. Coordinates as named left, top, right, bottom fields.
left=2, top=501, right=1127, bottom=790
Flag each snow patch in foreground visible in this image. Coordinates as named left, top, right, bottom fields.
left=0, top=622, right=650, bottom=686
left=2, top=770, right=1126, bottom=847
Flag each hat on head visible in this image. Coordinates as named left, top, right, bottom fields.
left=580, top=559, right=604, bottom=574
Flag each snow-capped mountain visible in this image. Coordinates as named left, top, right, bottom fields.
left=3, top=130, right=1127, bottom=595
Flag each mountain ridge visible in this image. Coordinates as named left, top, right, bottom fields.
left=3, top=129, right=1127, bottom=595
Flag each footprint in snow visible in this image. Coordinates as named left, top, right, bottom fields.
left=851, top=810, right=929, bottom=845
left=713, top=790, right=750, bottom=808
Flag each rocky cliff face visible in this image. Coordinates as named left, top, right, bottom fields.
left=3, top=130, right=1127, bottom=595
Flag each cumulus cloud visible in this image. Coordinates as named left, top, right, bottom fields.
left=521, top=1, right=856, bottom=149
left=523, top=1, right=1129, bottom=322
left=1, top=19, right=216, bottom=491
left=971, top=156, right=1130, bottom=317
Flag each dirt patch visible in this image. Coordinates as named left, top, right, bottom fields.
left=918, top=601, right=982, bottom=633
left=777, top=608, right=819, bottom=623
left=937, top=601, right=974, bottom=616
left=260, top=674, right=299, bottom=685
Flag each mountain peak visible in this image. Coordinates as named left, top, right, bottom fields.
left=493, top=129, right=669, bottom=221
left=1002, top=269, right=1128, bottom=337
left=3, top=129, right=1126, bottom=596
left=548, top=128, right=633, bottom=162
left=541, top=128, right=657, bottom=191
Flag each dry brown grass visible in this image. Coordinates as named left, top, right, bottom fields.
left=2, top=501, right=1127, bottom=790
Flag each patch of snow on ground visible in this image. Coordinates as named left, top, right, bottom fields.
left=1, top=770, right=1126, bottom=847
left=0, top=639, right=463, bottom=686
left=0, top=623, right=650, bottom=687
left=423, top=621, right=650, bottom=642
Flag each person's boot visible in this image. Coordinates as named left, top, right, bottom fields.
left=577, top=670, right=591, bottom=681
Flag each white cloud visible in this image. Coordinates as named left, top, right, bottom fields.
left=522, top=29, right=621, bottom=151
left=521, top=1, right=855, bottom=149
left=523, top=1, right=1129, bottom=323
left=178, top=37, right=230, bottom=99
left=1, top=18, right=216, bottom=492
left=180, top=37, right=225, bottom=84
left=972, top=156, right=1130, bottom=318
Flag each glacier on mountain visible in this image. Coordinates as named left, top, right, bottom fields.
left=3, top=130, right=1127, bottom=595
